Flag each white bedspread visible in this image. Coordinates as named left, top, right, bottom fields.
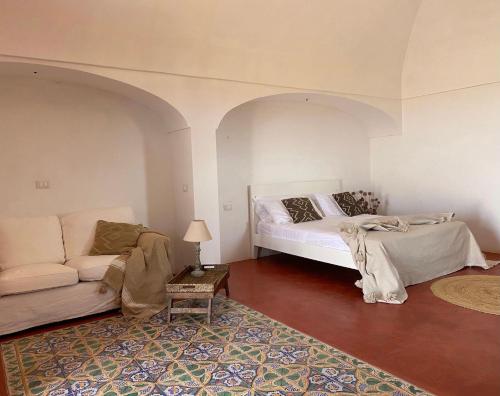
left=340, top=215, right=493, bottom=304
left=257, top=215, right=376, bottom=251
left=257, top=214, right=496, bottom=305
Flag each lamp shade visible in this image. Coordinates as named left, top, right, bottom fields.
left=183, top=220, right=212, bottom=242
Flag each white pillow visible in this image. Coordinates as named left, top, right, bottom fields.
left=254, top=201, right=273, bottom=223
left=259, top=200, right=293, bottom=224
left=311, top=193, right=346, bottom=217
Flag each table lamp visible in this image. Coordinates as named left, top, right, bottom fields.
left=183, top=220, right=213, bottom=277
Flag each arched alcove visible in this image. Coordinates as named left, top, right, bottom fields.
left=0, top=62, right=195, bottom=270
left=217, top=92, right=401, bottom=139
left=216, top=92, right=389, bottom=263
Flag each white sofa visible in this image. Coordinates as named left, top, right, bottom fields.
left=0, top=206, right=135, bottom=335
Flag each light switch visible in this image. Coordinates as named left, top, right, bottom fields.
left=182, top=184, right=189, bottom=192
left=35, top=180, right=50, bottom=189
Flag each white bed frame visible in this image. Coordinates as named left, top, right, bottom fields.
left=249, top=179, right=357, bottom=270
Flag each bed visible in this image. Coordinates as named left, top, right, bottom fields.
left=248, top=180, right=493, bottom=303
left=249, top=179, right=358, bottom=268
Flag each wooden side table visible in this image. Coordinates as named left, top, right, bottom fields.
left=165, top=264, right=230, bottom=324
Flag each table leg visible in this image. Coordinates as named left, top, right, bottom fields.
left=207, top=298, right=212, bottom=324
left=166, top=298, right=172, bottom=324
left=224, top=279, right=230, bottom=297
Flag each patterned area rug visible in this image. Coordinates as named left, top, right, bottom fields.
left=1, top=296, right=431, bottom=395
left=431, top=275, right=500, bottom=315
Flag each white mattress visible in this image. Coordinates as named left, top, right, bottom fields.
left=257, top=215, right=376, bottom=252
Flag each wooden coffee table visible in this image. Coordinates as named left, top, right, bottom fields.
left=165, top=264, right=230, bottom=324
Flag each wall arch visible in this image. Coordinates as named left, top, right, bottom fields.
left=0, top=57, right=405, bottom=264
left=216, top=92, right=378, bottom=262
left=0, top=61, right=195, bottom=270
left=0, top=61, right=189, bottom=132
left=217, top=92, right=401, bottom=138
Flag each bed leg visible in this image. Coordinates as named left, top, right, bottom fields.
left=252, top=246, right=263, bottom=259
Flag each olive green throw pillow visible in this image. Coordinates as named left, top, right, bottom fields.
left=89, top=220, right=143, bottom=256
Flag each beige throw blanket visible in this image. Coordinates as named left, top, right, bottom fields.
left=340, top=214, right=492, bottom=304
left=100, top=231, right=174, bottom=318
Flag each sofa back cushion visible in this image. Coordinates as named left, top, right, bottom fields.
left=60, top=206, right=135, bottom=260
left=0, top=216, right=65, bottom=270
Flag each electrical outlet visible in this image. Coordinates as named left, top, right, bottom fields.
left=35, top=180, right=50, bottom=189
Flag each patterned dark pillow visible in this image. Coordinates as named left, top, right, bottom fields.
left=281, top=197, right=322, bottom=223
left=332, top=192, right=367, bottom=217
left=351, top=190, right=380, bottom=215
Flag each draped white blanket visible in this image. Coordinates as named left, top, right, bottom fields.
left=339, top=214, right=493, bottom=304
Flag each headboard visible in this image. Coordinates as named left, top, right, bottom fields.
left=248, top=179, right=343, bottom=239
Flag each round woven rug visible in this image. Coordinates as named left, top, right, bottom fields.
left=431, top=275, right=500, bottom=315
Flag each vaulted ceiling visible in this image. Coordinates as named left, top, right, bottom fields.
left=0, top=0, right=421, bottom=98
left=1, top=1, right=499, bottom=100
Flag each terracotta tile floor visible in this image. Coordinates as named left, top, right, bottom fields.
left=1, top=253, right=499, bottom=396
left=228, top=253, right=500, bottom=396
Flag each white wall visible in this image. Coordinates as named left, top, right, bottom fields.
left=0, top=50, right=403, bottom=266
left=168, top=129, right=196, bottom=271
left=402, top=0, right=500, bottom=98
left=0, top=76, right=146, bottom=221
left=0, top=0, right=413, bottom=264
left=0, top=75, right=196, bottom=263
left=1, top=0, right=498, bottom=260
left=217, top=99, right=370, bottom=262
left=371, top=0, right=500, bottom=253
left=371, top=84, right=500, bottom=252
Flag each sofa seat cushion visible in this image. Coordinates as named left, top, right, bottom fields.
left=0, top=216, right=65, bottom=270
left=60, top=206, right=135, bottom=260
left=65, top=255, right=119, bottom=281
left=0, top=263, right=78, bottom=296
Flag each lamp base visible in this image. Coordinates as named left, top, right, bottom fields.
left=190, top=268, right=205, bottom=277
left=191, top=242, right=205, bottom=277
